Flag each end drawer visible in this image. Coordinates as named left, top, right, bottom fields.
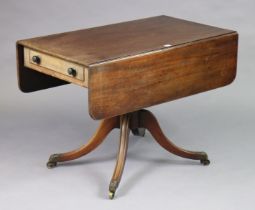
left=23, top=47, right=88, bottom=87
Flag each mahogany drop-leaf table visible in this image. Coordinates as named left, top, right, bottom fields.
left=16, top=15, right=238, bottom=199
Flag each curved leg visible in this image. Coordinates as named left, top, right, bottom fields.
left=139, top=110, right=210, bottom=165
left=47, top=116, right=119, bottom=168
left=109, top=114, right=130, bottom=199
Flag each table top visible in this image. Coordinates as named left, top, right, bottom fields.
left=17, top=16, right=238, bottom=120
left=18, top=15, right=233, bottom=67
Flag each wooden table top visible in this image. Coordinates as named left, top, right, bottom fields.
left=18, top=15, right=233, bottom=66
left=17, top=16, right=238, bottom=119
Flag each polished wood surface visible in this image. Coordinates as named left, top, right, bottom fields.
left=17, top=15, right=238, bottom=119
left=17, top=44, right=68, bottom=92
left=47, top=109, right=209, bottom=198
left=109, top=114, right=130, bottom=199
left=24, top=48, right=88, bottom=86
left=16, top=16, right=238, bottom=199
left=139, top=110, right=208, bottom=161
left=47, top=116, right=119, bottom=168
left=17, top=16, right=233, bottom=66
left=89, top=33, right=238, bottom=119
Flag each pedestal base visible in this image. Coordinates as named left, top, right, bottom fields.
left=47, top=109, right=210, bottom=199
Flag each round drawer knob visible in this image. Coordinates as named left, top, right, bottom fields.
left=32, top=56, right=41, bottom=64
left=67, top=68, right=77, bottom=77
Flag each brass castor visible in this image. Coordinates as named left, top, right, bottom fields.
left=47, top=154, right=60, bottom=169
left=200, top=159, right=210, bottom=166
left=109, top=180, right=118, bottom=199
left=47, top=161, right=57, bottom=169
left=109, top=191, right=115, bottom=199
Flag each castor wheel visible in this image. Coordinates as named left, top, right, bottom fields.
left=47, top=161, right=57, bottom=169
left=200, top=159, right=210, bottom=166
left=109, top=191, right=115, bottom=199
left=47, top=154, right=60, bottom=169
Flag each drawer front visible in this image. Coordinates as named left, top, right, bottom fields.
left=24, top=48, right=85, bottom=81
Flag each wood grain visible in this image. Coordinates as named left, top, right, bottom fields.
left=16, top=15, right=238, bottom=119
left=139, top=109, right=208, bottom=160
left=88, top=33, right=238, bottom=119
left=109, top=114, right=130, bottom=195
left=16, top=44, right=69, bottom=92
left=51, top=116, right=119, bottom=162
left=17, top=16, right=233, bottom=66
left=46, top=109, right=209, bottom=197
left=24, top=47, right=88, bottom=86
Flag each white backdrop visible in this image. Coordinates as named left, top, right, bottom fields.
left=0, top=0, right=254, bottom=210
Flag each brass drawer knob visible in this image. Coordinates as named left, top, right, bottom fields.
left=32, top=56, right=41, bottom=64
left=67, top=68, right=77, bottom=77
